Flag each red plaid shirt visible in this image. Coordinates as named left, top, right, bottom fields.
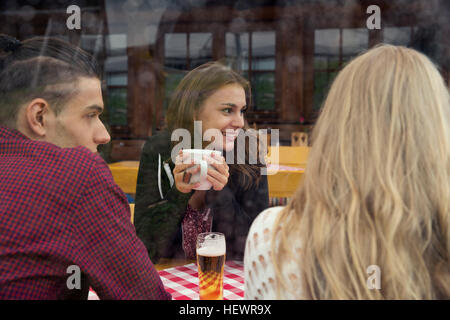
left=0, top=126, right=171, bottom=300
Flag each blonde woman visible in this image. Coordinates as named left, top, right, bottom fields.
left=244, top=45, right=450, bottom=299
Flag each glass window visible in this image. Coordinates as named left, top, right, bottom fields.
left=104, top=55, right=128, bottom=73
left=106, top=34, right=127, bottom=55
left=383, top=27, right=412, bottom=46
left=189, top=33, right=213, bottom=69
left=313, top=28, right=368, bottom=111
left=164, top=70, right=187, bottom=111
left=342, top=28, right=368, bottom=61
left=107, top=74, right=128, bottom=86
left=226, top=31, right=276, bottom=112
left=315, top=29, right=340, bottom=57
left=252, top=72, right=276, bottom=111
left=165, top=33, right=188, bottom=70
left=313, top=29, right=340, bottom=112
left=163, top=32, right=213, bottom=112
left=107, top=88, right=128, bottom=126
left=226, top=32, right=250, bottom=72
left=105, top=34, right=128, bottom=127
left=251, top=31, right=276, bottom=112
left=80, top=34, right=103, bottom=55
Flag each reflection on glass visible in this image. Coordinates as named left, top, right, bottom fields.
left=313, top=55, right=340, bottom=70
left=80, top=34, right=103, bottom=60
left=165, top=33, right=187, bottom=70
left=226, top=32, right=249, bottom=72
left=189, top=33, right=212, bottom=69
left=226, top=31, right=276, bottom=112
left=164, top=71, right=186, bottom=112
left=107, top=74, right=128, bottom=86
left=313, top=29, right=340, bottom=112
left=104, top=33, right=128, bottom=127
left=0, top=0, right=443, bottom=162
left=313, top=71, right=338, bottom=112
left=106, top=34, right=127, bottom=55
left=251, top=31, right=275, bottom=71
left=314, top=29, right=340, bottom=56
left=251, top=31, right=275, bottom=111
left=105, top=55, right=128, bottom=73
left=383, top=27, right=412, bottom=46
left=107, top=88, right=128, bottom=126
left=165, top=32, right=213, bottom=70
left=252, top=73, right=275, bottom=111
left=163, top=32, right=212, bottom=112
left=313, top=28, right=368, bottom=111
left=342, top=28, right=368, bottom=60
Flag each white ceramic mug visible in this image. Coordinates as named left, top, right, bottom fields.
left=182, top=149, right=222, bottom=190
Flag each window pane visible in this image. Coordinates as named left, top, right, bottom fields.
left=252, top=72, right=275, bottom=111
left=226, top=32, right=249, bottom=72
left=314, top=56, right=327, bottom=70
left=107, top=88, right=128, bottom=126
left=314, top=55, right=340, bottom=71
left=164, top=71, right=186, bottom=112
left=81, top=34, right=103, bottom=55
left=104, top=55, right=128, bottom=73
left=106, top=73, right=128, bottom=86
left=314, top=28, right=340, bottom=73
left=251, top=31, right=275, bottom=71
left=164, top=33, right=189, bottom=118
left=313, top=71, right=338, bottom=112
left=384, top=27, right=411, bottom=46
left=314, top=29, right=340, bottom=56
left=342, top=28, right=368, bottom=60
left=189, top=33, right=213, bottom=69
left=165, top=33, right=187, bottom=70
left=106, top=34, right=127, bottom=55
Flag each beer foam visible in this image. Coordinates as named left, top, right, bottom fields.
left=197, top=245, right=226, bottom=257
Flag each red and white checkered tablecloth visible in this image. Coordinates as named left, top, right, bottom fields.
left=158, top=261, right=244, bottom=300
left=88, top=261, right=244, bottom=300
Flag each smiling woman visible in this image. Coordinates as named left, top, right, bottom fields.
left=134, top=61, right=269, bottom=263
left=195, top=83, right=247, bottom=152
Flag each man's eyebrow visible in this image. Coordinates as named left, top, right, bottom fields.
left=85, top=105, right=104, bottom=112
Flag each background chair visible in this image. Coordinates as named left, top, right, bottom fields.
left=108, top=161, right=139, bottom=202
left=266, top=146, right=309, bottom=204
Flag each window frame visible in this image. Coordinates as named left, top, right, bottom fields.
left=156, top=21, right=281, bottom=126
left=225, top=30, right=278, bottom=118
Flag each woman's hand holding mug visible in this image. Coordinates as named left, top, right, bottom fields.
left=173, top=150, right=229, bottom=193
left=204, top=152, right=229, bottom=191
left=173, top=150, right=201, bottom=193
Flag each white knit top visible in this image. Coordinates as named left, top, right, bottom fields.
left=244, top=206, right=304, bottom=300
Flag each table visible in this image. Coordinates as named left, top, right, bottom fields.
left=159, top=261, right=244, bottom=300
left=88, top=260, right=244, bottom=300
left=266, top=146, right=308, bottom=198
left=108, top=148, right=308, bottom=199
left=267, top=164, right=305, bottom=198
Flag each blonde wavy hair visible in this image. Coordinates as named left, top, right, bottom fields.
left=273, top=45, right=450, bottom=299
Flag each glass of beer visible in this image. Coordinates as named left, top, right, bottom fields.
left=196, top=232, right=226, bottom=300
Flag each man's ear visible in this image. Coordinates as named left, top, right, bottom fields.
left=24, top=98, right=53, bottom=137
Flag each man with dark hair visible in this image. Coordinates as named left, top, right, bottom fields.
left=0, top=34, right=171, bottom=300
